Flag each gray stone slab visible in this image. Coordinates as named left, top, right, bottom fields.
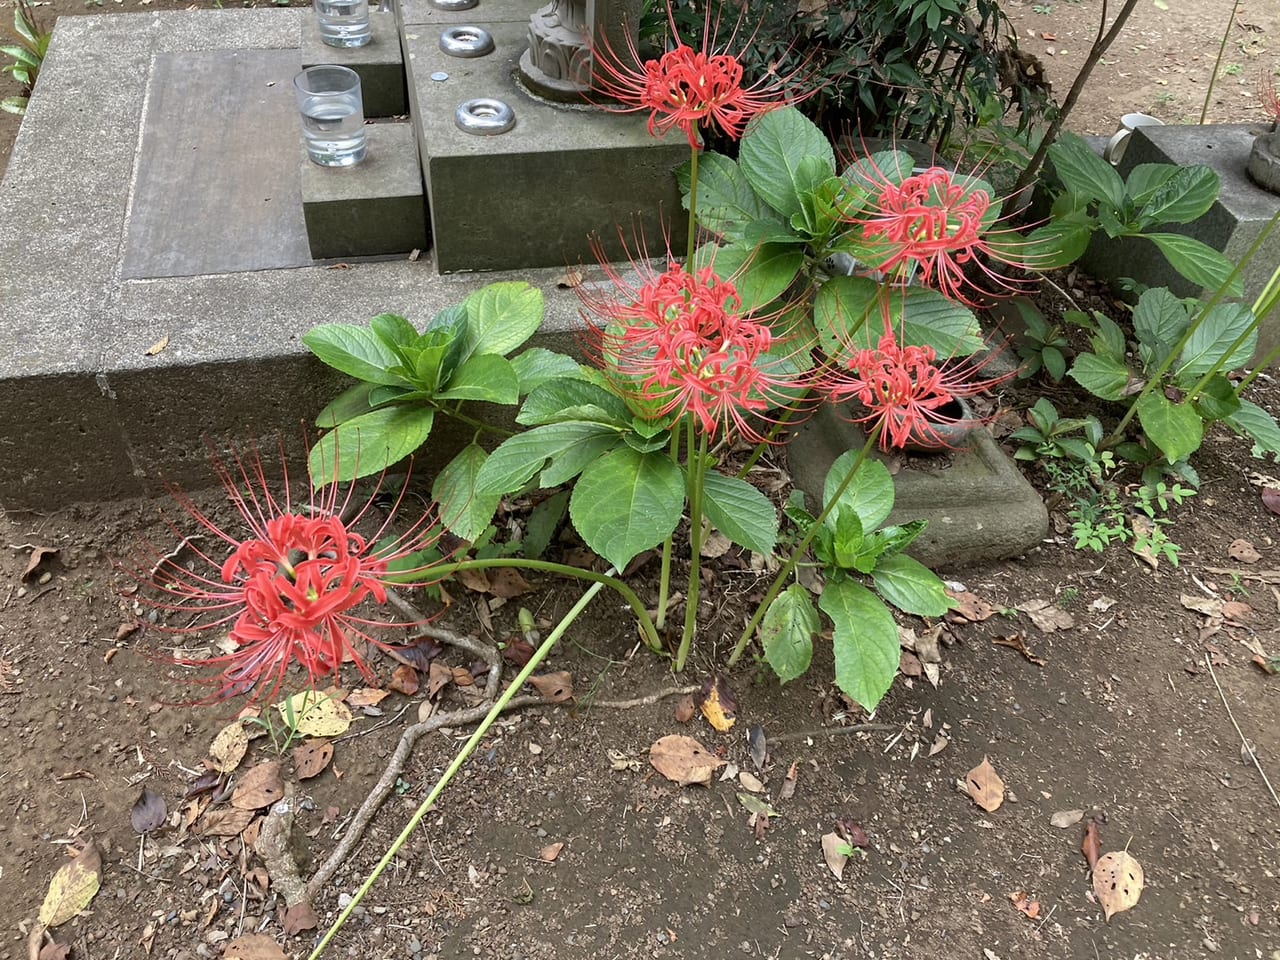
left=0, top=10, right=599, bottom=510
left=300, top=121, right=428, bottom=259
left=404, top=21, right=688, bottom=273
left=397, top=0, right=530, bottom=29
left=122, top=49, right=311, bottom=279
left=788, top=404, right=1049, bottom=569
left=1080, top=123, right=1280, bottom=366
left=301, top=11, right=407, bottom=117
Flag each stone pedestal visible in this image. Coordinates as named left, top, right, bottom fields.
left=301, top=11, right=408, bottom=117
left=300, top=122, right=428, bottom=259
left=1080, top=124, right=1280, bottom=366
left=1247, top=129, right=1280, bottom=194
left=788, top=404, right=1048, bottom=569
left=403, top=21, right=688, bottom=273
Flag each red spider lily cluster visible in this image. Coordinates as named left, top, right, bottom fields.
left=579, top=254, right=806, bottom=441
left=1263, top=68, right=1280, bottom=124
left=823, top=325, right=1010, bottom=450
left=137, top=448, right=442, bottom=703
left=589, top=8, right=804, bottom=148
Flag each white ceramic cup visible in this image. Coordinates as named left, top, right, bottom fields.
left=1103, top=112, right=1165, bottom=166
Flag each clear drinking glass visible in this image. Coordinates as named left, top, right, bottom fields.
left=314, top=0, right=372, bottom=48
left=294, top=65, right=368, bottom=167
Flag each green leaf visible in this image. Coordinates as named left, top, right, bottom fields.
left=518, top=377, right=632, bottom=427
left=871, top=554, right=951, bottom=617
left=760, top=584, right=818, bottom=684
left=569, top=448, right=684, bottom=570
left=539, top=433, right=622, bottom=486
left=308, top=407, right=435, bottom=485
left=1042, top=346, right=1067, bottom=382
left=1135, top=391, right=1204, bottom=463
left=510, top=348, right=586, bottom=395
left=435, top=353, right=520, bottom=403
left=1192, top=374, right=1241, bottom=421
left=831, top=507, right=866, bottom=569
left=1132, top=287, right=1189, bottom=365
left=824, top=456, right=894, bottom=532
left=1018, top=217, right=1095, bottom=270
left=433, top=444, right=501, bottom=542
left=706, top=241, right=804, bottom=311
left=1135, top=165, right=1220, bottom=226
left=820, top=579, right=900, bottom=711
left=302, top=324, right=407, bottom=386
left=681, top=151, right=776, bottom=239
left=815, top=278, right=983, bottom=359
left=1227, top=398, right=1280, bottom=461
left=1124, top=163, right=1178, bottom=204
left=1178, top=303, right=1257, bottom=380
left=701, top=471, right=779, bottom=555
left=1048, top=131, right=1126, bottom=210
left=476, top=421, right=620, bottom=496
left=1068, top=352, right=1132, bottom=401
left=461, top=282, right=545, bottom=359
left=369, top=313, right=419, bottom=350
left=738, top=107, right=835, bottom=220
left=1144, top=233, right=1243, bottom=296
left=316, top=381, right=379, bottom=428
left=522, top=490, right=569, bottom=559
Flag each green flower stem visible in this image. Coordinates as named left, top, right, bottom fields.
left=728, top=422, right=883, bottom=666
left=304, top=575, right=608, bottom=960
left=1234, top=260, right=1280, bottom=395
left=1199, top=0, right=1243, bottom=124
left=1187, top=257, right=1280, bottom=401
left=426, top=401, right=516, bottom=439
left=655, top=418, right=683, bottom=632
left=674, top=429, right=709, bottom=672
left=736, top=402, right=806, bottom=480
left=391, top=558, right=663, bottom=655
left=1102, top=212, right=1277, bottom=447
left=686, top=137, right=700, bottom=264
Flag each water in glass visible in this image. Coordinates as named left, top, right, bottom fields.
left=315, top=0, right=371, bottom=48
left=299, top=91, right=367, bottom=166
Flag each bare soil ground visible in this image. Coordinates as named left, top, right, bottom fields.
left=2, top=2, right=1280, bottom=960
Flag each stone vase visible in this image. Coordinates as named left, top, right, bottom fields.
left=1247, top=127, right=1280, bottom=195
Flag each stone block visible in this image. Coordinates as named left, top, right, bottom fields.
left=301, top=11, right=408, bottom=117
left=787, top=404, right=1049, bottom=569
left=1080, top=123, right=1280, bottom=366
left=396, top=0, right=530, bottom=29
left=403, top=21, right=689, bottom=273
left=300, top=122, right=429, bottom=259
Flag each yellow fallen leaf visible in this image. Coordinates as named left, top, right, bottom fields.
left=208, top=720, right=249, bottom=773
left=277, top=691, right=352, bottom=737
left=39, top=842, right=101, bottom=927
left=698, top=674, right=737, bottom=732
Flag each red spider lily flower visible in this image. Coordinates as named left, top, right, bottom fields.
left=577, top=240, right=812, bottom=441
left=1262, top=68, right=1280, bottom=124
left=132, top=445, right=444, bottom=704
left=589, top=6, right=809, bottom=148
left=823, top=325, right=1012, bottom=451
left=843, top=160, right=1028, bottom=305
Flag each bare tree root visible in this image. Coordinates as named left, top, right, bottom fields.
left=580, top=685, right=699, bottom=710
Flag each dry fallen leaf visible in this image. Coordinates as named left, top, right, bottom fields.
left=130, top=788, right=167, bottom=835
left=208, top=721, right=250, bottom=774
left=1129, top=516, right=1160, bottom=568
left=223, top=933, right=287, bottom=960
left=1050, top=809, right=1084, bottom=828
left=1082, top=819, right=1103, bottom=869
left=965, top=757, right=1006, bottom=812
left=277, top=691, right=352, bottom=737
left=1016, top=599, right=1074, bottom=633
left=946, top=590, right=997, bottom=622
left=281, top=901, right=319, bottom=936
left=738, top=771, right=765, bottom=793
left=648, top=734, right=726, bottom=787
left=991, top=633, right=1046, bottom=666
left=778, top=761, right=798, bottom=801
left=38, top=842, right=101, bottom=927
left=528, top=671, right=574, bottom=703
left=1009, top=890, right=1042, bottom=919
left=539, top=842, right=564, bottom=862
left=37, top=942, right=71, bottom=960
left=389, top=664, right=419, bottom=696
left=1093, top=850, right=1144, bottom=921
left=231, top=761, right=285, bottom=810
left=1262, top=487, right=1280, bottom=517
left=698, top=674, right=738, bottom=732
left=747, top=724, right=767, bottom=770
left=487, top=567, right=536, bottom=599
left=820, top=831, right=850, bottom=880
left=21, top=545, right=58, bottom=581
left=427, top=660, right=452, bottom=699
left=195, top=807, right=256, bottom=838
left=1228, top=538, right=1261, bottom=564
left=673, top=694, right=696, bottom=723
left=293, top=739, right=334, bottom=780
left=144, top=334, right=170, bottom=356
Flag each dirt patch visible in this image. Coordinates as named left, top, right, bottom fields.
left=2, top=393, right=1280, bottom=959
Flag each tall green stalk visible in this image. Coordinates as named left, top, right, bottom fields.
left=675, top=430, right=709, bottom=671
left=728, top=423, right=884, bottom=666
left=1199, top=0, right=1244, bottom=124
left=654, top=418, right=683, bottom=632
left=305, top=576, right=608, bottom=960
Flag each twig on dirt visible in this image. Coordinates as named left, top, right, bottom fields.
left=333, top=701, right=413, bottom=743
left=306, top=693, right=543, bottom=899
left=767, top=723, right=900, bottom=743
left=1206, top=566, right=1280, bottom=584
left=146, top=535, right=204, bottom=579
left=384, top=590, right=501, bottom=700
left=23, top=586, right=56, bottom=604
left=1204, top=653, right=1280, bottom=810
left=578, top=685, right=699, bottom=710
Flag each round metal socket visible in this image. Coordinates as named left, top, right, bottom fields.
left=439, top=25, right=495, bottom=58
left=454, top=98, right=515, bottom=135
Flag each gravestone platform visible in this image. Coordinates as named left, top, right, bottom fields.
left=0, top=10, right=594, bottom=509
left=1080, top=123, right=1280, bottom=366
